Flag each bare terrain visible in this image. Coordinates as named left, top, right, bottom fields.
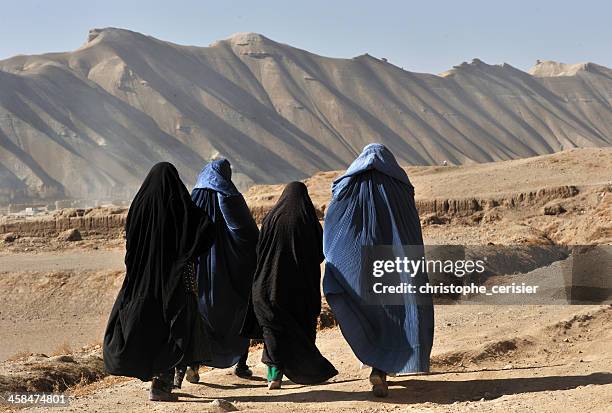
left=1, top=28, right=611, bottom=203
left=248, top=147, right=612, bottom=245
left=0, top=149, right=610, bottom=412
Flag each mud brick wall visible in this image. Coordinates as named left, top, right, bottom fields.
left=0, top=214, right=128, bottom=238
left=0, top=185, right=579, bottom=238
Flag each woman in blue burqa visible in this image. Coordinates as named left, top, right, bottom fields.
left=323, top=143, right=434, bottom=397
left=174, top=159, right=259, bottom=386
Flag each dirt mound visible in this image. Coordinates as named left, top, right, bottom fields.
left=57, top=228, right=82, bottom=242
left=545, top=308, right=609, bottom=335
left=0, top=269, right=124, bottom=361
left=0, top=347, right=105, bottom=394
left=432, top=337, right=534, bottom=370
left=432, top=306, right=611, bottom=371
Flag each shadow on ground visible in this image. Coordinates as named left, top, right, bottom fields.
left=176, top=372, right=612, bottom=405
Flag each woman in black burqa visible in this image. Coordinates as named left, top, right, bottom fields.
left=241, top=181, right=338, bottom=389
left=103, top=162, right=215, bottom=401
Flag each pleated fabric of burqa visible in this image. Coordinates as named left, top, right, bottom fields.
left=241, top=182, right=338, bottom=384
left=323, top=144, right=434, bottom=374
left=191, top=159, right=259, bottom=368
left=103, top=162, right=215, bottom=380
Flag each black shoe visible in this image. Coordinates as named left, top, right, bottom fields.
left=369, top=369, right=388, bottom=398
left=173, top=367, right=186, bottom=389
left=185, top=365, right=200, bottom=383
left=234, top=364, right=253, bottom=378
left=150, top=378, right=178, bottom=402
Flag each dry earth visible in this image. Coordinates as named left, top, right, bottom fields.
left=0, top=149, right=610, bottom=412
left=1, top=304, right=610, bottom=413
left=2, top=148, right=611, bottom=245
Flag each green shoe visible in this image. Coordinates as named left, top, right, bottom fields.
left=267, top=366, right=283, bottom=382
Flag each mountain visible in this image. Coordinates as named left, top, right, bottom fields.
left=0, top=28, right=611, bottom=204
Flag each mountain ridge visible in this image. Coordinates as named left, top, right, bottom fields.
left=0, top=27, right=610, bottom=204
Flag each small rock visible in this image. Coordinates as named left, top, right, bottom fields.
left=421, top=213, right=448, bottom=225
left=58, top=228, right=82, bottom=242
left=25, top=354, right=47, bottom=363
left=211, top=399, right=238, bottom=412
left=563, top=338, right=570, bottom=342
left=543, top=204, right=566, bottom=215
left=2, top=233, right=17, bottom=243
left=50, top=355, right=75, bottom=363
left=503, top=364, right=513, bottom=370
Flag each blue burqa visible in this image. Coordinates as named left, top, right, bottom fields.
left=323, top=143, right=434, bottom=374
left=191, top=159, right=259, bottom=368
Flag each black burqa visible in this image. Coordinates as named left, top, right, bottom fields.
left=241, top=181, right=338, bottom=384
left=103, top=162, right=215, bottom=381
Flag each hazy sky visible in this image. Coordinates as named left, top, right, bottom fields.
left=0, top=0, right=609, bottom=74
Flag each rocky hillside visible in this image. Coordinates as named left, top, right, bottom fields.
left=1, top=28, right=611, bottom=203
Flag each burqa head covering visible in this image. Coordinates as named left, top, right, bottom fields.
left=191, top=158, right=259, bottom=368
left=323, top=144, right=434, bottom=374
left=265, top=181, right=322, bottom=230
left=332, top=143, right=413, bottom=197
left=104, top=162, right=214, bottom=380
left=193, top=159, right=239, bottom=196
left=240, top=181, right=337, bottom=384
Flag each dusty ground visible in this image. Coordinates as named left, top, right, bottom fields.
left=246, top=147, right=612, bottom=205
left=2, top=305, right=610, bottom=412
left=248, top=148, right=612, bottom=245
left=0, top=250, right=124, bottom=361
left=0, top=149, right=611, bottom=412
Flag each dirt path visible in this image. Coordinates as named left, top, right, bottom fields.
left=1, top=248, right=611, bottom=411
left=0, top=249, right=124, bottom=273
left=5, top=305, right=608, bottom=413
left=0, top=246, right=591, bottom=361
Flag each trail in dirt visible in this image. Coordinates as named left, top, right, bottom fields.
left=10, top=305, right=610, bottom=413
left=0, top=249, right=124, bottom=273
